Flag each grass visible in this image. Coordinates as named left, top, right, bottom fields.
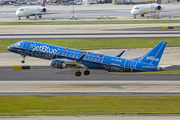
left=0, top=96, right=180, bottom=116
left=2, top=38, right=180, bottom=52
left=0, top=20, right=180, bottom=25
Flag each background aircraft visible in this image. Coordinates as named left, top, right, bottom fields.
left=16, top=0, right=54, bottom=20
left=7, top=41, right=171, bottom=77
left=131, top=3, right=165, bottom=18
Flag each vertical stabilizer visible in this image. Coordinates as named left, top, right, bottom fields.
left=41, top=0, right=46, bottom=7
left=139, top=41, right=167, bottom=66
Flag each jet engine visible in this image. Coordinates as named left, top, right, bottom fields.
left=156, top=5, right=161, bottom=10
left=51, top=59, right=66, bottom=69
left=41, top=8, right=46, bottom=12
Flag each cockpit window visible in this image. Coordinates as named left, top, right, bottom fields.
left=19, top=9, right=24, bottom=11
left=134, top=7, right=139, bottom=9
left=16, top=42, right=20, bottom=46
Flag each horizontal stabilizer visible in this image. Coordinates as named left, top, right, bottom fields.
left=157, top=65, right=172, bottom=71
left=142, top=66, right=157, bottom=69
left=158, top=65, right=172, bottom=68
left=116, top=50, right=125, bottom=57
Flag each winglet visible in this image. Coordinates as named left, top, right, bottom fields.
left=78, top=54, right=85, bottom=61
left=116, top=50, right=125, bottom=57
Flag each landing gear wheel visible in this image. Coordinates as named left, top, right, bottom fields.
left=134, top=16, right=136, bottom=18
left=19, top=18, right=21, bottom=20
left=84, top=70, right=90, bottom=76
left=39, top=16, right=42, bottom=19
left=75, top=71, right=81, bottom=77
left=21, top=60, right=25, bottom=63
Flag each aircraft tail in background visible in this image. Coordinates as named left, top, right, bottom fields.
left=41, top=0, right=46, bottom=7
left=139, top=41, right=167, bottom=66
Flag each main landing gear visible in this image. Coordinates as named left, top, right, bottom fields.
left=75, top=69, right=90, bottom=77
left=21, top=55, right=26, bottom=64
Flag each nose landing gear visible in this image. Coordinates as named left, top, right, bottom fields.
left=21, top=55, right=26, bottom=64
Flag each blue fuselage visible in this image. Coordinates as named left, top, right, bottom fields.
left=7, top=41, right=159, bottom=72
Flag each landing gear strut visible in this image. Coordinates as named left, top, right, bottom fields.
left=21, top=55, right=26, bottom=64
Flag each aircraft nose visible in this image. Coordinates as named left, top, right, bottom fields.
left=7, top=46, right=12, bottom=51
left=131, top=9, right=139, bottom=15
left=16, top=11, right=23, bottom=17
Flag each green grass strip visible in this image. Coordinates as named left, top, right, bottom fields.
left=2, top=38, right=180, bottom=52
left=0, top=96, right=180, bottom=116
left=0, top=20, right=180, bottom=25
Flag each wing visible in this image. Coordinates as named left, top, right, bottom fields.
left=29, top=12, right=56, bottom=16
left=51, top=55, right=86, bottom=69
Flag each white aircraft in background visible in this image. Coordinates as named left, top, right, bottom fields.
left=16, top=0, right=54, bottom=20
left=131, top=3, right=165, bottom=18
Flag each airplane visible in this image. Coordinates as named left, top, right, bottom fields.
left=131, top=3, right=165, bottom=18
left=15, top=0, right=54, bottom=20
left=7, top=41, right=171, bottom=77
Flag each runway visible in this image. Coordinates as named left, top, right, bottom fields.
left=1, top=114, right=180, bottom=120
left=0, top=4, right=180, bottom=21
left=1, top=24, right=180, bottom=39
left=1, top=31, right=180, bottom=39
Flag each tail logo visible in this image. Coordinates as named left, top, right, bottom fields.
left=146, top=56, right=159, bottom=62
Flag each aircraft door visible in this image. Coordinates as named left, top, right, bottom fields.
left=57, top=47, right=61, bottom=58
left=26, top=41, right=34, bottom=56
left=130, top=60, right=137, bottom=71
left=124, top=59, right=130, bottom=72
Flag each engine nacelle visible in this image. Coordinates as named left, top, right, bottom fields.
left=156, top=5, right=161, bottom=10
left=41, top=8, right=46, bottom=12
left=51, top=59, right=66, bottom=69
